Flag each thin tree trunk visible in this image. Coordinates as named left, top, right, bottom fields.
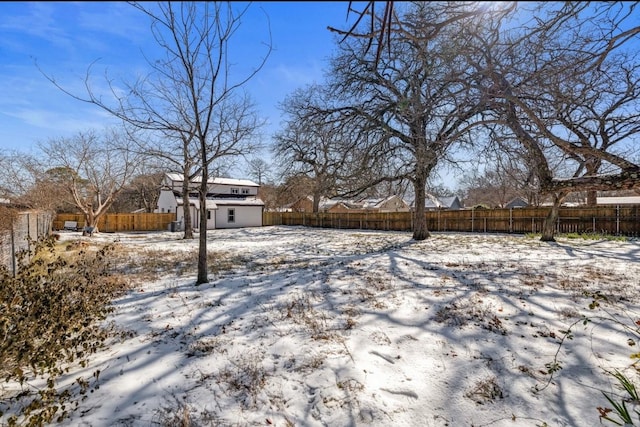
left=196, top=169, right=209, bottom=285
left=182, top=178, right=194, bottom=239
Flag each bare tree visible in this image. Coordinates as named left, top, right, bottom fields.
left=273, top=85, right=362, bottom=213
left=328, top=1, right=396, bottom=65
left=38, top=129, right=142, bottom=233
left=0, top=153, right=68, bottom=215
left=273, top=174, right=315, bottom=211
left=255, top=182, right=279, bottom=211
left=246, top=157, right=271, bottom=186
left=40, top=2, right=271, bottom=284
left=471, top=2, right=640, bottom=240
left=110, top=171, right=164, bottom=213
left=123, top=129, right=203, bottom=239
left=325, top=2, right=511, bottom=240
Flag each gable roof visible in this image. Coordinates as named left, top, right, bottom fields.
left=164, top=172, right=259, bottom=188
left=423, top=195, right=462, bottom=209
left=505, top=196, right=529, bottom=208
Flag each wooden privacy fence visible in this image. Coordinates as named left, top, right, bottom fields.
left=263, top=205, right=640, bottom=236
left=50, top=207, right=640, bottom=235
left=53, top=213, right=176, bottom=233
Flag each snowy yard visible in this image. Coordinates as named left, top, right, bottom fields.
left=31, top=226, right=640, bottom=426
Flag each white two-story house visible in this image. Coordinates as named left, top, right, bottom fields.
left=156, top=172, right=264, bottom=230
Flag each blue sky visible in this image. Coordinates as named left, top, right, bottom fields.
left=0, top=2, right=365, bottom=157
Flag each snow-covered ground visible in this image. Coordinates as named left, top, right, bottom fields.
left=18, top=226, right=640, bottom=426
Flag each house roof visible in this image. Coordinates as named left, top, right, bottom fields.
left=165, top=172, right=259, bottom=187
left=175, top=196, right=219, bottom=210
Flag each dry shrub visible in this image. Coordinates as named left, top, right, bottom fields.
left=217, top=351, right=268, bottom=409
left=0, top=236, right=129, bottom=425
left=434, top=294, right=507, bottom=335
left=465, top=376, right=504, bottom=404
left=282, top=293, right=336, bottom=340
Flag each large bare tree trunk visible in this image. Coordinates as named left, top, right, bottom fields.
left=412, top=173, right=430, bottom=240
left=312, top=191, right=322, bottom=213
left=541, top=191, right=568, bottom=242
left=83, top=207, right=98, bottom=235
left=584, top=161, right=601, bottom=206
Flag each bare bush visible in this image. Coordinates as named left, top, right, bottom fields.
left=0, top=236, right=128, bottom=424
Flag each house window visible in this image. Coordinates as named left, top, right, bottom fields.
left=228, top=208, right=235, bottom=223
left=241, top=188, right=249, bottom=194
left=207, top=210, right=211, bottom=220
left=231, top=188, right=239, bottom=194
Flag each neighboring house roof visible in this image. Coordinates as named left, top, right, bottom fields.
left=319, top=199, right=341, bottom=211
left=423, top=195, right=462, bottom=209
left=596, top=196, right=640, bottom=205
left=505, top=197, right=529, bottom=208
left=289, top=195, right=409, bottom=212
left=358, top=198, right=385, bottom=209
left=359, top=195, right=406, bottom=209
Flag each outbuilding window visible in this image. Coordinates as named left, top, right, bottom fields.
left=228, top=208, right=235, bottom=223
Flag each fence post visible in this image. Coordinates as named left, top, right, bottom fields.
left=26, top=212, right=31, bottom=253
left=509, top=208, right=513, bottom=233
left=10, top=215, right=16, bottom=277
left=471, top=208, right=475, bottom=232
